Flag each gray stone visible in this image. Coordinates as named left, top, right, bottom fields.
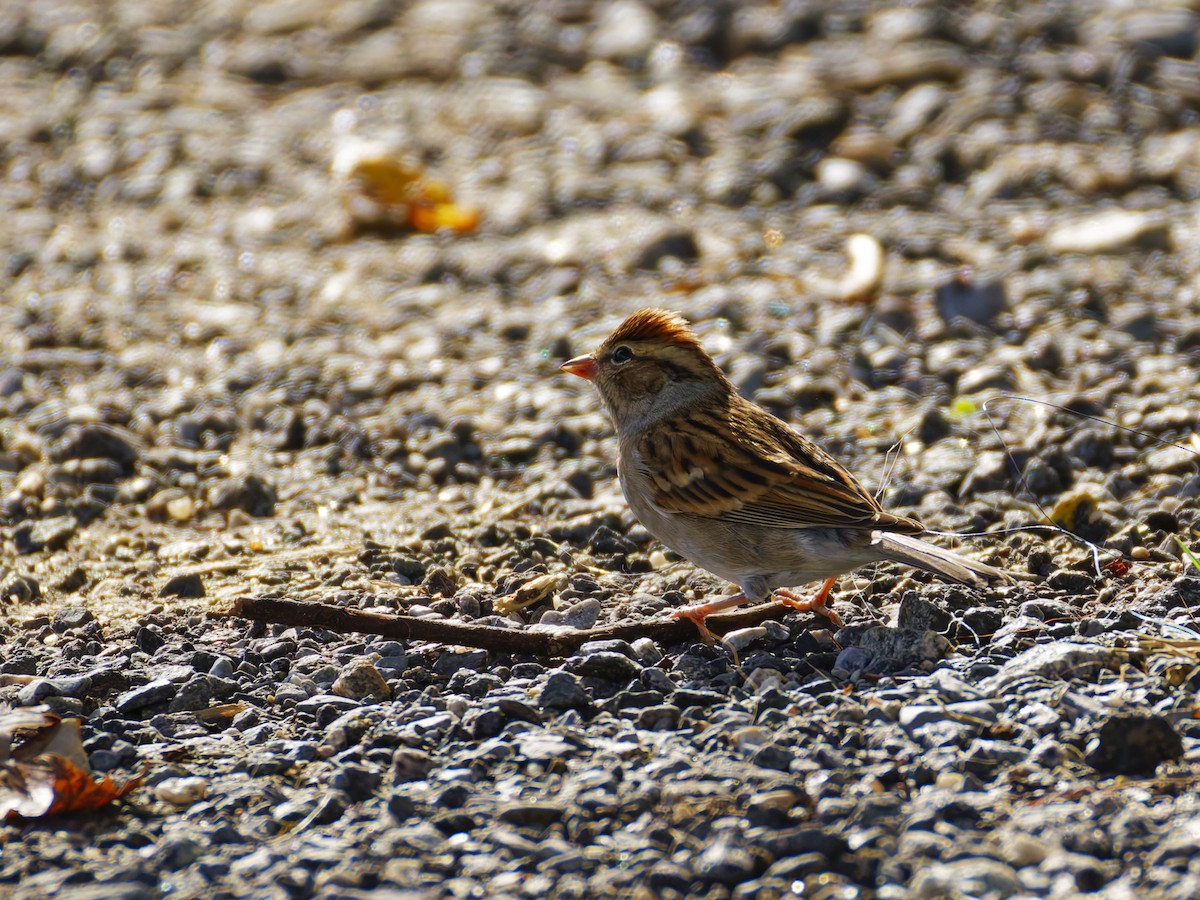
left=1085, top=714, right=1183, bottom=775
left=496, top=803, right=565, bottom=828
left=208, top=473, right=276, bottom=516
left=983, top=642, right=1133, bottom=692
left=433, top=648, right=489, bottom=676
left=695, top=837, right=760, bottom=886
left=560, top=598, right=602, bottom=629
left=116, top=678, right=177, bottom=713
left=17, top=673, right=94, bottom=704
left=168, top=676, right=215, bottom=712
left=567, top=651, right=642, bottom=682
left=294, top=693, right=363, bottom=715
left=631, top=637, right=663, bottom=665
left=51, top=606, right=94, bottom=632
left=160, top=573, right=205, bottom=598
left=538, top=671, right=590, bottom=711
left=912, top=858, right=1023, bottom=899
left=14, top=516, right=78, bottom=554
left=332, top=659, right=392, bottom=702
left=393, top=748, right=435, bottom=781
left=635, top=704, right=681, bottom=731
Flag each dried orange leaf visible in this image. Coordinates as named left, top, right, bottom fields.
left=333, top=138, right=479, bottom=235
left=409, top=203, right=480, bottom=234
left=0, top=756, right=143, bottom=821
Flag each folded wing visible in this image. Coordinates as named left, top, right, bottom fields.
left=637, top=397, right=923, bottom=534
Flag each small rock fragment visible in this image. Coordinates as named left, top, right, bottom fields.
left=332, top=660, right=392, bottom=702
left=13, top=516, right=78, bottom=554
left=935, top=270, right=1007, bottom=327
left=209, top=474, right=277, bottom=518
left=1085, top=714, right=1183, bottom=775
left=1045, top=209, right=1169, bottom=254
left=538, top=671, right=590, bottom=711
left=156, top=777, right=210, bottom=806
left=160, top=573, right=206, bottom=598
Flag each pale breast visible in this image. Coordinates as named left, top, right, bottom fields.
left=617, top=442, right=884, bottom=593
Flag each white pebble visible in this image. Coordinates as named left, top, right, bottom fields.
left=156, top=777, right=209, bottom=806
left=837, top=233, right=886, bottom=301
left=1045, top=209, right=1167, bottom=254
left=817, top=157, right=870, bottom=194
left=722, top=626, right=767, bottom=652
left=166, top=496, right=196, bottom=521
left=590, top=0, right=658, bottom=60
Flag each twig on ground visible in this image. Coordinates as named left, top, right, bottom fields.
left=231, top=596, right=803, bottom=657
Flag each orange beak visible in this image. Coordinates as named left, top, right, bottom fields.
left=561, top=354, right=598, bottom=380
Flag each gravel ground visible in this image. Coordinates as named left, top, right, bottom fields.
left=3, top=1, right=1200, bottom=898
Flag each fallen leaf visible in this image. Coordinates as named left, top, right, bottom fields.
left=0, top=756, right=143, bottom=821
left=333, top=139, right=479, bottom=235
left=1103, top=558, right=1133, bottom=577
left=0, top=706, right=142, bottom=821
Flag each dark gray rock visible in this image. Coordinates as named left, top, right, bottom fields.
left=14, top=516, right=78, bottom=553
left=115, top=678, right=176, bottom=713
left=433, top=648, right=489, bottom=676
left=1085, top=714, right=1184, bottom=775
left=208, top=473, right=277, bottom=517
left=567, top=651, right=642, bottom=682
left=50, top=424, right=140, bottom=473
left=159, top=573, right=205, bottom=598
left=538, top=671, right=591, bottom=711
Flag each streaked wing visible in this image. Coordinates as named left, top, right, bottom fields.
left=636, top=397, right=922, bottom=533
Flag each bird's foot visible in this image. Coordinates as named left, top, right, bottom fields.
left=670, top=593, right=749, bottom=645
left=775, top=577, right=843, bottom=628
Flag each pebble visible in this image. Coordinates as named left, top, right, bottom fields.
left=156, top=777, right=210, bottom=806
left=695, top=837, right=760, bottom=886
left=538, top=671, right=591, bottom=711
left=567, top=650, right=642, bottom=682
left=116, top=679, right=177, bottom=713
left=208, top=474, right=277, bottom=517
left=559, top=598, right=602, bottom=630
left=294, top=693, right=363, bottom=716
left=911, top=858, right=1023, bottom=899
left=49, top=424, right=140, bottom=473
left=589, top=0, right=658, bottom=60
left=332, top=659, right=392, bottom=702
left=1045, top=210, right=1169, bottom=254
left=431, top=649, right=489, bottom=677
left=159, top=573, right=205, bottom=598
left=816, top=157, right=872, bottom=195
left=935, top=272, right=1008, bottom=326
left=13, top=515, right=78, bottom=553
left=1084, top=714, right=1184, bottom=775
left=168, top=676, right=215, bottom=712
left=51, top=606, right=95, bottom=632
left=983, top=642, right=1133, bottom=692
left=721, top=626, right=768, bottom=653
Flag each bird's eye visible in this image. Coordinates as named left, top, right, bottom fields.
left=611, top=346, right=634, bottom=364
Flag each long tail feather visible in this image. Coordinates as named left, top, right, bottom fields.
left=875, top=532, right=1013, bottom=587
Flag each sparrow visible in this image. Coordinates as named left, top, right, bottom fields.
left=561, top=308, right=1009, bottom=640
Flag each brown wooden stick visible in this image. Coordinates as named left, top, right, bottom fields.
left=231, top=596, right=802, bottom=658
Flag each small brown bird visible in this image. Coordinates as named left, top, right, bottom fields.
left=561, top=308, right=1008, bottom=639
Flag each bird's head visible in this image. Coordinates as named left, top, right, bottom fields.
left=561, top=308, right=731, bottom=431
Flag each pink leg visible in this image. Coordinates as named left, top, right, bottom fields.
left=776, top=577, right=843, bottom=628
left=670, top=593, right=750, bottom=644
